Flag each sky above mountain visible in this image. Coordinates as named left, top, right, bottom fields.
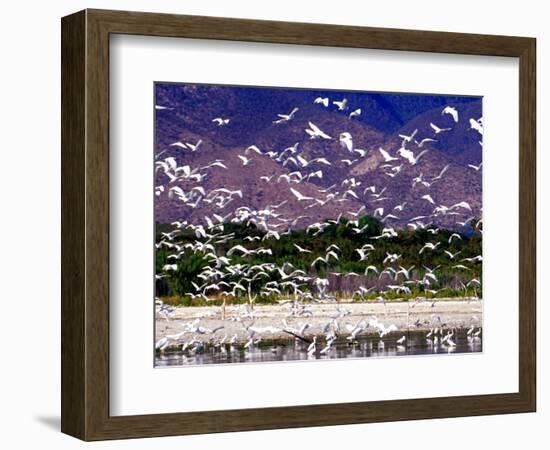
left=155, top=82, right=480, bottom=137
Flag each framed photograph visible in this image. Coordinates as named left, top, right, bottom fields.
left=61, top=9, right=536, bottom=441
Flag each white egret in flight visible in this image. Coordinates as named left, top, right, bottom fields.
left=305, top=121, right=332, bottom=139
left=442, top=106, right=459, bottom=122
left=430, top=122, right=452, bottom=134
left=314, top=97, right=329, bottom=107
left=212, top=117, right=230, bottom=126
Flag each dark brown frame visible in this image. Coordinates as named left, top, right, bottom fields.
left=61, top=8, right=536, bottom=441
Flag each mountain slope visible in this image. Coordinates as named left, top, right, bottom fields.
left=154, top=84, right=482, bottom=233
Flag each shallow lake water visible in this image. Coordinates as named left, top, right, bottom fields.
left=155, top=329, right=482, bottom=367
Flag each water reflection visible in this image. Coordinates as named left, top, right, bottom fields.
left=155, top=329, right=482, bottom=367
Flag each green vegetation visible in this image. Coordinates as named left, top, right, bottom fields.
left=156, top=215, right=482, bottom=305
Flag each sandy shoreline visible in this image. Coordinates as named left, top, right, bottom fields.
left=156, top=298, right=483, bottom=344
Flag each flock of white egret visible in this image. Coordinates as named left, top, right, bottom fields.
left=154, top=92, right=483, bottom=363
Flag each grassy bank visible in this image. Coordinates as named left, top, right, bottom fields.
left=159, top=288, right=480, bottom=307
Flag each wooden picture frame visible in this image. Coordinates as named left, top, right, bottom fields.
left=61, top=8, right=536, bottom=441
